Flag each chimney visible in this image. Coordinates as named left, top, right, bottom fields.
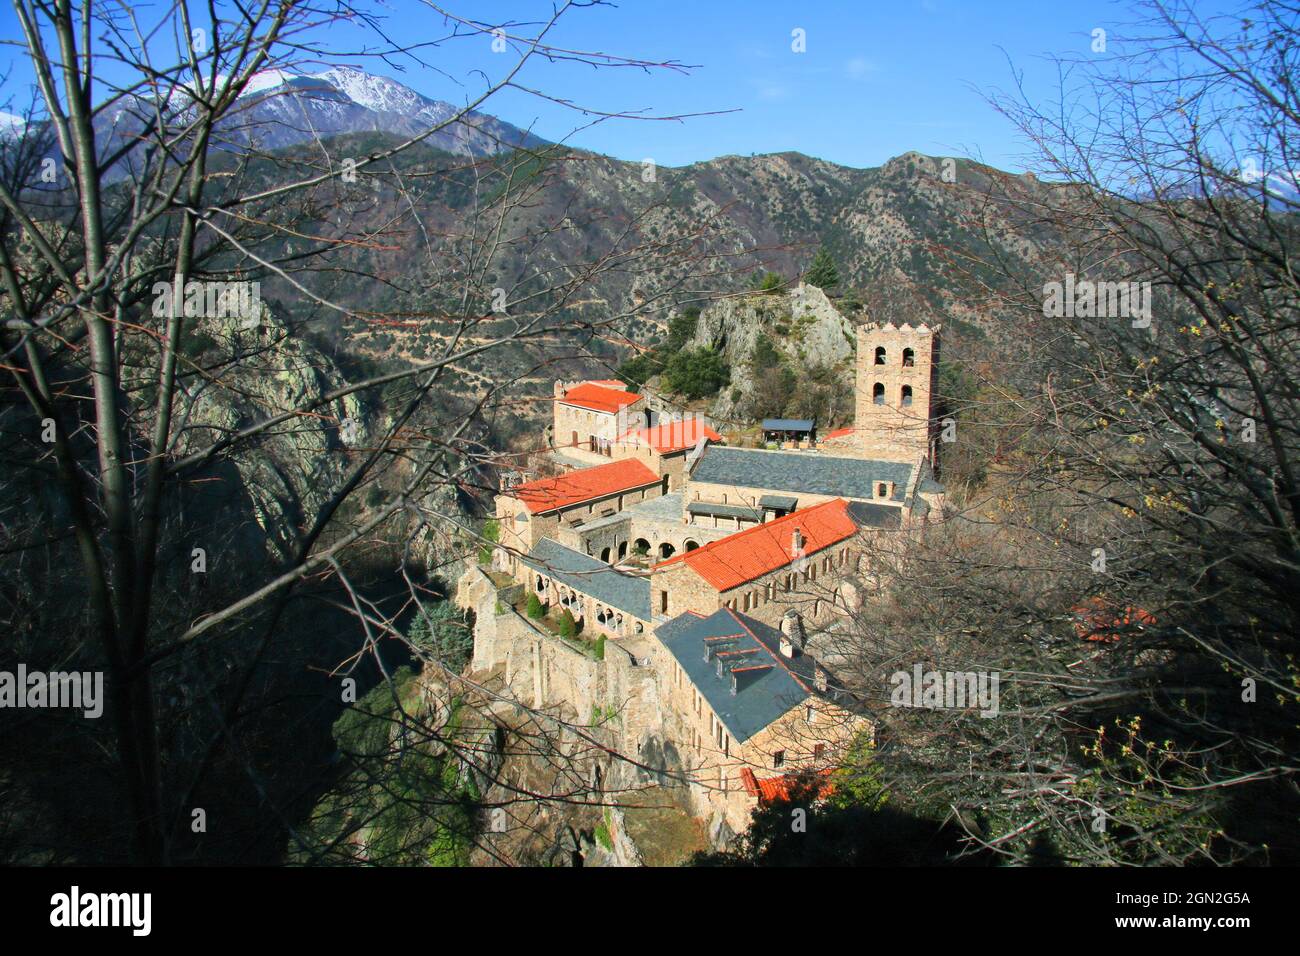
left=790, top=527, right=804, bottom=555
left=780, top=610, right=805, bottom=651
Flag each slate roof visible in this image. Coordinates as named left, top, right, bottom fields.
left=762, top=418, right=815, bottom=432
left=522, top=538, right=651, bottom=620
left=559, top=381, right=642, bottom=414
left=507, top=459, right=660, bottom=514
left=656, top=498, right=858, bottom=592
left=759, top=494, right=799, bottom=511
left=847, top=500, right=904, bottom=529
left=687, top=501, right=763, bottom=521
left=654, top=607, right=839, bottom=743
left=691, top=446, right=912, bottom=502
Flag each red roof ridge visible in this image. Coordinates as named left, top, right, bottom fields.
left=559, top=381, right=642, bottom=414
left=740, top=766, right=836, bottom=804
left=652, top=498, right=857, bottom=590
left=618, top=418, right=722, bottom=453
left=507, top=458, right=659, bottom=514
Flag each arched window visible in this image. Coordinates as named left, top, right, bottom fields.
left=901, top=384, right=913, bottom=406
left=684, top=540, right=700, bottom=552
left=600, top=546, right=611, bottom=562
left=873, top=382, right=885, bottom=405
left=874, top=346, right=886, bottom=365
left=902, top=347, right=915, bottom=367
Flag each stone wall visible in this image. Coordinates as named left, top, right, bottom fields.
left=458, top=564, right=659, bottom=755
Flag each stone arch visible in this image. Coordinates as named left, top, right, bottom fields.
left=903, top=347, right=915, bottom=367
left=901, top=384, right=913, bottom=406
left=874, top=345, right=887, bottom=365
left=634, top=537, right=651, bottom=555
left=873, top=382, right=885, bottom=405
left=600, top=546, right=612, bottom=562
left=618, top=541, right=628, bottom=559
left=684, top=539, right=700, bottom=552
left=659, top=542, right=676, bottom=559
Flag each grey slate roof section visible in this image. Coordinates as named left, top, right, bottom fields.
left=916, top=460, right=945, bottom=494
left=762, top=418, right=815, bottom=432
left=692, top=446, right=913, bottom=502
left=625, top=491, right=684, bottom=521
left=654, top=608, right=814, bottom=743
left=759, top=494, right=799, bottom=511
left=687, top=501, right=763, bottom=521
left=847, top=500, right=904, bottom=529
left=522, top=538, right=651, bottom=620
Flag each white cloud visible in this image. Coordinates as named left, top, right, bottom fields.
left=844, top=57, right=880, bottom=81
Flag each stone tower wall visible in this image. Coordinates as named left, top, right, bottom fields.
left=853, top=322, right=940, bottom=463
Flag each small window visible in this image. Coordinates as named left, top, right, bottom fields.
left=806, top=705, right=816, bottom=723
left=874, top=346, right=886, bottom=365
left=878, top=483, right=888, bottom=497
left=814, top=743, right=827, bottom=760
left=901, top=384, right=913, bottom=406
left=873, top=382, right=885, bottom=405
left=903, top=347, right=915, bottom=367
left=773, top=750, right=786, bottom=769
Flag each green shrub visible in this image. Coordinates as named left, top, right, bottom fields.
left=557, top=608, right=577, bottom=638
left=526, top=593, right=544, bottom=619
left=478, top=518, right=499, bottom=564
left=593, top=634, right=606, bottom=660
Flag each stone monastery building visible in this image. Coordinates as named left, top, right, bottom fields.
left=470, top=321, right=945, bottom=837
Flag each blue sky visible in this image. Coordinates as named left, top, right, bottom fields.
left=0, top=0, right=1246, bottom=171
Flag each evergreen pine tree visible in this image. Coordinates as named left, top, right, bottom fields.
left=805, top=246, right=841, bottom=289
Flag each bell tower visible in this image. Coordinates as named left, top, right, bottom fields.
left=853, top=321, right=940, bottom=463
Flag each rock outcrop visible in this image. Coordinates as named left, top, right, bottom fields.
left=690, top=283, right=856, bottom=421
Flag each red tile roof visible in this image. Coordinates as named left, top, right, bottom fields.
left=506, top=459, right=660, bottom=514
left=739, top=767, right=837, bottom=805
left=654, top=498, right=858, bottom=592
left=559, top=382, right=642, bottom=414
left=1071, top=597, right=1156, bottom=642
left=619, top=418, right=722, bottom=454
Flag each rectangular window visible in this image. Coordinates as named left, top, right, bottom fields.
left=814, top=744, right=826, bottom=761
left=773, top=750, right=785, bottom=769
